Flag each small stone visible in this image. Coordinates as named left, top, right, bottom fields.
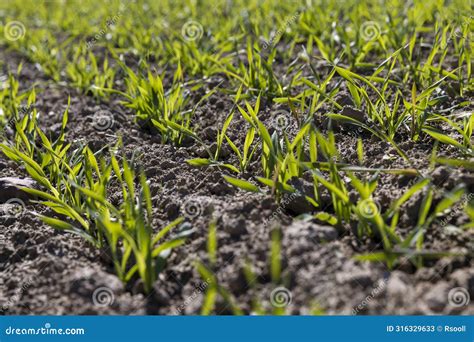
left=282, top=192, right=314, bottom=215
left=215, top=101, right=225, bottom=109
left=12, top=230, right=28, bottom=245
left=209, top=182, right=232, bottom=195
left=469, top=273, right=474, bottom=295
left=261, top=197, right=275, bottom=210
left=152, top=284, right=170, bottom=305
left=397, top=174, right=417, bottom=187
left=313, top=225, right=338, bottom=242
left=219, top=146, right=231, bottom=158
left=132, top=280, right=145, bottom=295
left=286, top=220, right=338, bottom=243
left=203, top=126, right=217, bottom=140
left=424, top=281, right=450, bottom=312
left=222, top=214, right=247, bottom=237
left=11, top=246, right=27, bottom=262
left=450, top=269, right=473, bottom=290
left=228, top=268, right=248, bottom=294
left=209, top=142, right=218, bottom=156
left=165, top=202, right=180, bottom=219
left=386, top=271, right=409, bottom=298
left=69, top=268, right=123, bottom=298
left=0, top=247, right=13, bottom=263
left=282, top=178, right=315, bottom=215
left=334, top=92, right=355, bottom=107
left=431, top=166, right=450, bottom=185
left=415, top=267, right=440, bottom=281
left=196, top=147, right=210, bottom=158
left=0, top=177, right=37, bottom=203
left=160, top=160, right=176, bottom=169
left=340, top=106, right=366, bottom=123
left=336, top=269, right=373, bottom=287
left=162, top=172, right=175, bottom=182
left=27, top=246, right=38, bottom=259
left=460, top=174, right=474, bottom=186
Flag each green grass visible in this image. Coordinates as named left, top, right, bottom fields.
left=1, top=107, right=187, bottom=293
left=0, top=0, right=472, bottom=312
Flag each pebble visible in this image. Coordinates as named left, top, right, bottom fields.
left=0, top=177, right=37, bottom=202
left=69, top=267, right=123, bottom=298
left=340, top=106, right=366, bottom=123
left=423, top=281, right=450, bottom=312
left=222, top=214, right=247, bottom=237
left=286, top=220, right=338, bottom=243
left=386, top=271, right=409, bottom=298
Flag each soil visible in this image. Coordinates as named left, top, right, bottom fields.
left=0, top=46, right=473, bottom=316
